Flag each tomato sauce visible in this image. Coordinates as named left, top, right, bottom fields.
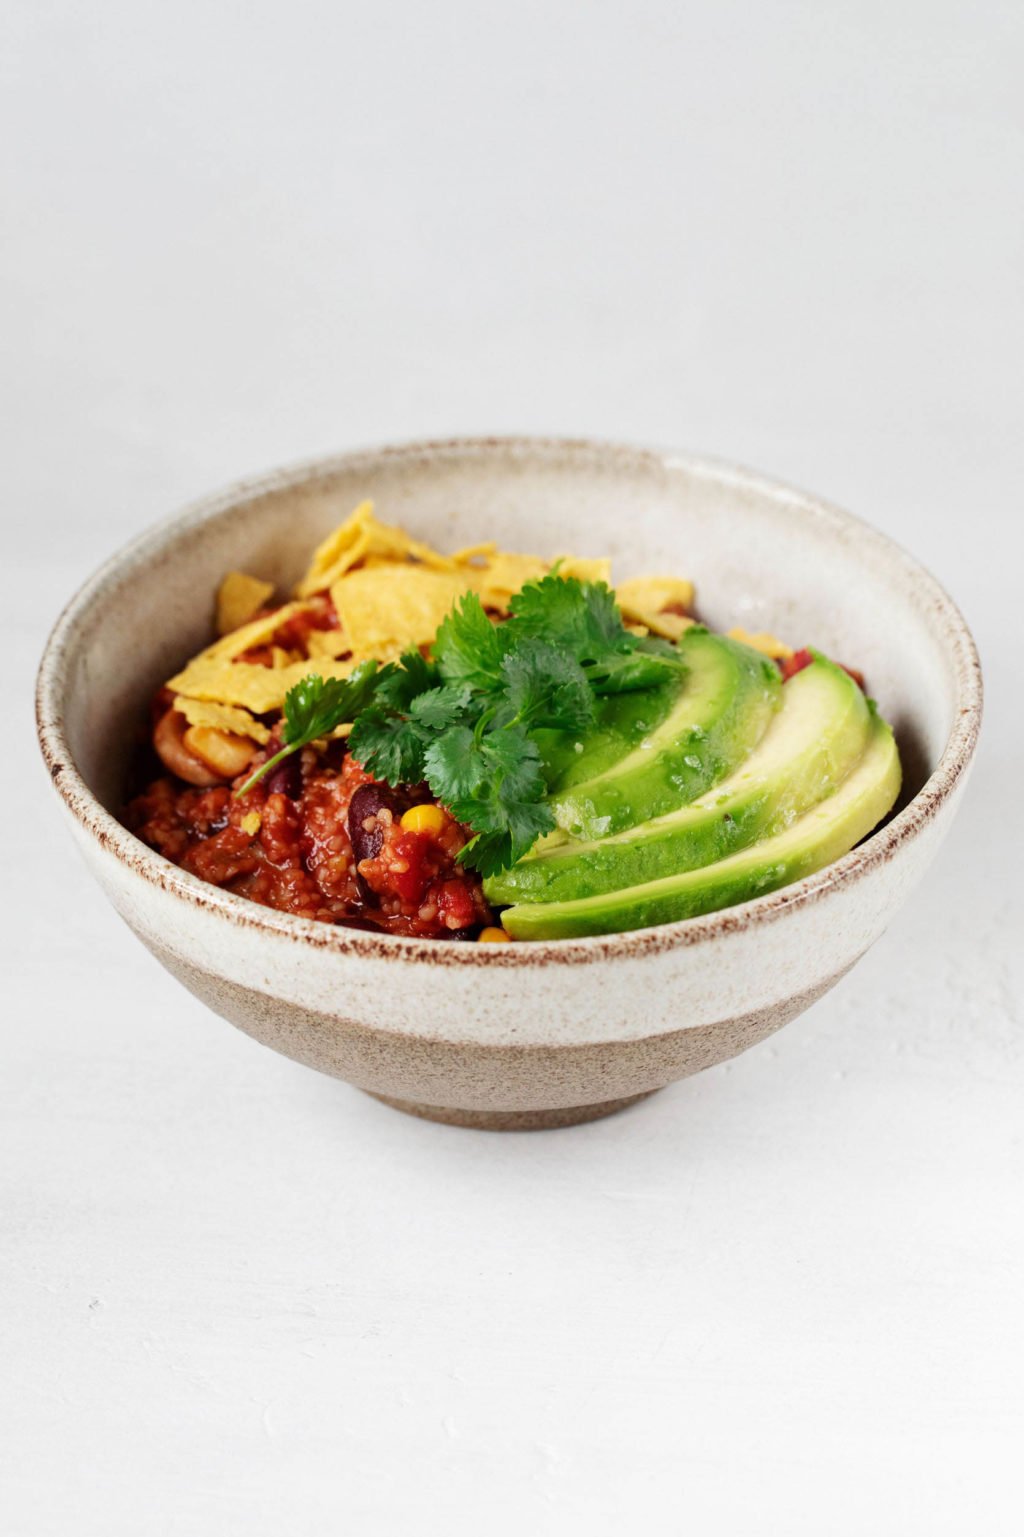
left=126, top=745, right=493, bottom=939
left=780, top=648, right=866, bottom=690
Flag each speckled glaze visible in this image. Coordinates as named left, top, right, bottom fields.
left=36, top=439, right=982, bottom=1128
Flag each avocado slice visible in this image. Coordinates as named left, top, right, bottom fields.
left=536, top=677, right=681, bottom=792
left=486, top=655, right=871, bottom=905
left=546, top=629, right=782, bottom=840
left=499, top=710, right=901, bottom=939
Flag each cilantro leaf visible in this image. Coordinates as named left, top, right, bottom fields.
left=423, top=724, right=556, bottom=875
left=234, top=661, right=387, bottom=798
left=375, top=650, right=440, bottom=710
left=409, top=682, right=475, bottom=730
left=499, top=645, right=594, bottom=733
left=420, top=725, right=482, bottom=802
left=508, top=574, right=685, bottom=695
left=346, top=654, right=455, bottom=784
left=350, top=682, right=475, bottom=784
left=283, top=661, right=386, bottom=742
left=433, top=592, right=506, bottom=689
left=583, top=648, right=683, bottom=693
left=348, top=709, right=429, bottom=785
left=508, top=573, right=621, bottom=658
left=457, top=807, right=555, bottom=879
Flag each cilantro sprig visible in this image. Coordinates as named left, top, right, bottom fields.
left=236, top=575, right=688, bottom=874
left=234, top=661, right=387, bottom=799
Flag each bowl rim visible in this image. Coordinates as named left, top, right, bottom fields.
left=36, top=434, right=983, bottom=968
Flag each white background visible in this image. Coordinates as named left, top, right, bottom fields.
left=4, top=3, right=1022, bottom=1533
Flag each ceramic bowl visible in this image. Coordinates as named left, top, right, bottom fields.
left=36, top=438, right=982, bottom=1129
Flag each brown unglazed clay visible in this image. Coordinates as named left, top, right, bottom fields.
left=148, top=935, right=856, bottom=1124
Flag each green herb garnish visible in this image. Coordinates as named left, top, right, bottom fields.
left=234, top=660, right=387, bottom=799
left=237, top=575, right=687, bottom=873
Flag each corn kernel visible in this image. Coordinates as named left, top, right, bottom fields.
left=400, top=803, right=448, bottom=835
left=240, top=811, right=262, bottom=837
left=477, top=926, right=511, bottom=944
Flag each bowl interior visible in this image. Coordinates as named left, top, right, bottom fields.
left=51, top=440, right=961, bottom=823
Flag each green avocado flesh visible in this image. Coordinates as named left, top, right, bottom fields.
left=486, top=656, right=871, bottom=905
left=537, top=679, right=680, bottom=792
left=496, top=706, right=901, bottom=941
left=545, top=629, right=782, bottom=840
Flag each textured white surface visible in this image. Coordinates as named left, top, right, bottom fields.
left=3, top=3, right=1022, bottom=1533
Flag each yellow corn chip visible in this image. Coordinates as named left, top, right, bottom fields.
left=294, top=501, right=373, bottom=597
left=647, top=611, right=693, bottom=640
left=469, top=553, right=550, bottom=608
left=556, top=555, right=613, bottom=586
left=307, top=629, right=352, bottom=660
left=616, top=576, right=696, bottom=639
left=216, top=571, right=275, bottom=636
left=617, top=575, right=695, bottom=614
left=166, top=655, right=357, bottom=715
left=330, top=566, right=472, bottom=659
left=466, top=551, right=611, bottom=611
left=173, top=697, right=272, bottom=744
left=362, top=520, right=455, bottom=571
left=727, top=627, right=793, bottom=660
left=295, top=502, right=455, bottom=597
left=199, top=600, right=317, bottom=664
left=452, top=540, right=499, bottom=565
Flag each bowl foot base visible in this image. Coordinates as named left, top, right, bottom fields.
left=364, top=1089, right=658, bottom=1130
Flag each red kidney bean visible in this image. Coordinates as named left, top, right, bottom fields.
left=348, top=784, right=385, bottom=865
left=266, top=753, right=303, bottom=799
left=348, top=781, right=422, bottom=905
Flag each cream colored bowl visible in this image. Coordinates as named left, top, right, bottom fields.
left=36, top=439, right=982, bottom=1128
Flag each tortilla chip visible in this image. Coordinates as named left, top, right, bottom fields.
left=452, top=541, right=499, bottom=565
left=556, top=555, right=613, bottom=586
left=727, top=627, right=793, bottom=660
left=200, top=600, right=318, bottom=664
left=327, top=544, right=616, bottom=653
left=617, top=575, right=695, bottom=614
left=270, top=646, right=301, bottom=669
left=330, top=566, right=472, bottom=659
left=469, top=553, right=550, bottom=609
left=216, top=571, right=275, bottom=636
left=307, top=629, right=352, bottom=660
left=616, top=576, right=696, bottom=639
left=166, top=655, right=357, bottom=714
left=362, top=524, right=455, bottom=569
left=173, top=697, right=272, bottom=744
left=295, top=502, right=456, bottom=597
left=293, top=501, right=372, bottom=597
left=464, top=551, right=612, bottom=611
left=646, top=611, right=693, bottom=640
